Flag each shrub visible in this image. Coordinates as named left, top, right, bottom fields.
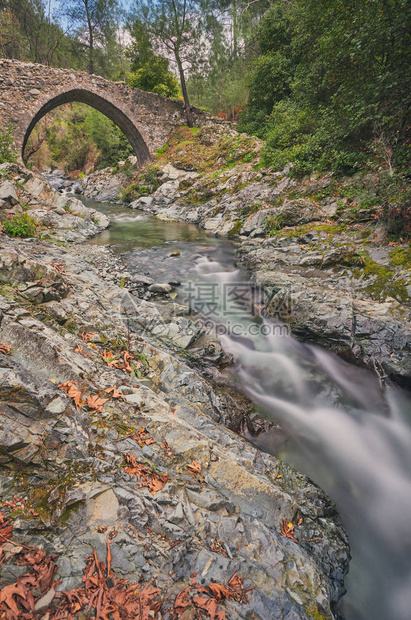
left=119, top=165, right=160, bottom=203
left=3, top=213, right=37, bottom=238
left=127, top=57, right=179, bottom=99
left=240, top=0, right=410, bottom=179
left=0, top=126, right=17, bottom=164
left=377, top=173, right=411, bottom=240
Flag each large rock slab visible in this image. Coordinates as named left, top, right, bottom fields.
left=0, top=164, right=110, bottom=242
left=0, top=181, right=18, bottom=205
left=0, top=234, right=349, bottom=618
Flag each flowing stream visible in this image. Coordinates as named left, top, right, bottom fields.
left=87, top=199, right=411, bottom=620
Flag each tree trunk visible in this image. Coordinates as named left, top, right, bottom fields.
left=232, top=0, right=238, bottom=59
left=89, top=30, right=94, bottom=74
left=175, top=51, right=193, bottom=127
left=85, top=0, right=94, bottom=74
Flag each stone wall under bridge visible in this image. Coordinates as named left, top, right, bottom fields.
left=0, top=59, right=219, bottom=167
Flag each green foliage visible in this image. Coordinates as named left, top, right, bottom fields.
left=376, top=172, right=411, bottom=239
left=126, top=20, right=179, bottom=98
left=131, top=0, right=220, bottom=125
left=2, top=213, right=37, bottom=238
left=390, top=247, right=411, bottom=269
left=0, top=0, right=77, bottom=67
left=187, top=0, right=272, bottom=119
left=188, top=57, right=249, bottom=119
left=83, top=107, right=133, bottom=168
left=239, top=0, right=411, bottom=177
left=0, top=126, right=17, bottom=164
left=1, top=0, right=127, bottom=78
left=62, top=0, right=120, bottom=74
left=359, top=256, right=407, bottom=303
left=260, top=100, right=317, bottom=173
left=127, top=58, right=179, bottom=98
left=34, top=103, right=134, bottom=173
left=120, top=165, right=160, bottom=203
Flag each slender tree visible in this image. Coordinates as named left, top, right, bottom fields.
left=131, top=0, right=213, bottom=126
left=63, top=0, right=119, bottom=74
left=1, top=0, right=73, bottom=65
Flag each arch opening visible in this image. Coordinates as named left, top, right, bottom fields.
left=22, top=89, right=151, bottom=168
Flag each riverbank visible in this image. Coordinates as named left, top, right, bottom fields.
left=0, top=164, right=349, bottom=617
left=79, top=125, right=410, bottom=388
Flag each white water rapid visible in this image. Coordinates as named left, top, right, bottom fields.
left=191, top=254, right=411, bottom=620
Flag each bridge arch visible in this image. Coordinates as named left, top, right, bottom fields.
left=22, top=89, right=151, bottom=166
left=0, top=59, right=221, bottom=169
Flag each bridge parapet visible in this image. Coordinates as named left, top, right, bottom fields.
left=0, top=59, right=218, bottom=166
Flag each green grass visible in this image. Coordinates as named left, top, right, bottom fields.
left=2, top=213, right=37, bottom=238
left=355, top=256, right=408, bottom=302
left=389, top=246, right=411, bottom=269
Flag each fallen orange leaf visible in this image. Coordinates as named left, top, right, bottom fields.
left=106, top=538, right=112, bottom=578
left=187, top=461, right=202, bottom=475
left=208, top=583, right=231, bottom=600
left=87, top=394, right=109, bottom=412
left=0, top=582, right=28, bottom=615
left=59, top=381, right=83, bottom=409
left=280, top=517, right=298, bottom=543
left=81, top=331, right=98, bottom=342
left=105, top=385, right=126, bottom=401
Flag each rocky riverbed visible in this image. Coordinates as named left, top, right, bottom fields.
left=79, top=125, right=410, bottom=388
left=0, top=165, right=350, bottom=617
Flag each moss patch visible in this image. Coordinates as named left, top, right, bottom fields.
left=227, top=220, right=243, bottom=237
left=119, top=164, right=160, bottom=203
left=389, top=246, right=411, bottom=269
left=154, top=126, right=261, bottom=174
left=355, top=256, right=408, bottom=302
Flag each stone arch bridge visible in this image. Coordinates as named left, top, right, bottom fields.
left=0, top=59, right=215, bottom=167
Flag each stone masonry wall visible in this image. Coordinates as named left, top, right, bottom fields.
left=0, top=59, right=219, bottom=166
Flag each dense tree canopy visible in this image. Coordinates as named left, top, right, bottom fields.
left=239, top=0, right=411, bottom=175
left=130, top=0, right=216, bottom=126
left=26, top=103, right=133, bottom=171
left=126, top=21, right=179, bottom=98
left=62, top=0, right=120, bottom=74
left=1, top=0, right=409, bottom=185
left=0, top=0, right=76, bottom=66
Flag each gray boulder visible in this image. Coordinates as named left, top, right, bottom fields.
left=148, top=282, right=173, bottom=294
left=0, top=181, right=18, bottom=205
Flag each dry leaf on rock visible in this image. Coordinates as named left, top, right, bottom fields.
left=105, top=385, right=126, bottom=401
left=280, top=518, right=298, bottom=543
left=58, top=381, right=83, bottom=409
left=125, top=454, right=168, bottom=494
left=87, top=394, right=109, bottom=413
left=81, top=331, right=98, bottom=342
left=186, top=461, right=202, bottom=475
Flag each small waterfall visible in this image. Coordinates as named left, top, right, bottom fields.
left=192, top=255, right=411, bottom=620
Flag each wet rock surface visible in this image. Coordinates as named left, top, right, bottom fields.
left=0, top=219, right=349, bottom=618
left=0, top=163, right=109, bottom=242
left=95, top=128, right=410, bottom=388
left=80, top=161, right=133, bottom=202
left=237, top=237, right=410, bottom=388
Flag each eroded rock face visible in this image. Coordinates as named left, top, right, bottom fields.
left=237, top=238, right=410, bottom=388
left=0, top=234, right=349, bottom=619
left=79, top=167, right=126, bottom=202
left=117, top=157, right=410, bottom=387
left=0, top=181, right=18, bottom=205
left=0, top=163, right=109, bottom=242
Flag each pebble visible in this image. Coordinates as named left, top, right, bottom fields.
left=148, top=283, right=173, bottom=294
